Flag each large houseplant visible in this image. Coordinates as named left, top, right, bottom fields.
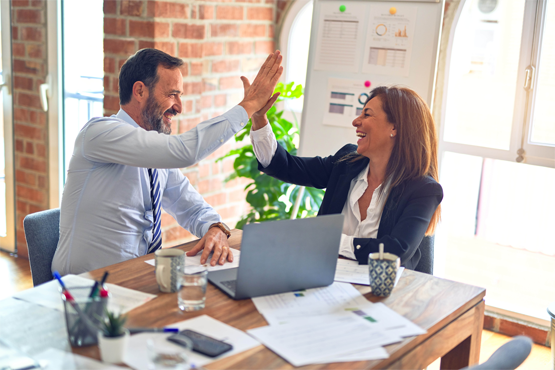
left=218, top=82, right=325, bottom=229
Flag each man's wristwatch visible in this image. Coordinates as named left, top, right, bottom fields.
left=209, top=222, right=231, bottom=239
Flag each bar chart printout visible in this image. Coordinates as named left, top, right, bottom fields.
left=314, top=2, right=366, bottom=73
left=363, top=5, right=417, bottom=77
left=323, top=78, right=376, bottom=128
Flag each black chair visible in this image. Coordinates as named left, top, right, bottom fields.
left=23, top=208, right=60, bottom=286
left=463, top=336, right=533, bottom=370
left=414, top=236, right=434, bottom=274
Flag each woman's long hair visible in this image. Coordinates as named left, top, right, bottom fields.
left=348, top=86, right=441, bottom=235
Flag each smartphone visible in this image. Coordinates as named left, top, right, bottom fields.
left=167, top=329, right=233, bottom=358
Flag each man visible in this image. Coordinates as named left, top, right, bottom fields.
left=52, top=48, right=282, bottom=275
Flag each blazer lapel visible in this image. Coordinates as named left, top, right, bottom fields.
left=324, top=158, right=369, bottom=214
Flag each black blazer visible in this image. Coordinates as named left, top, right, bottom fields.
left=259, top=144, right=443, bottom=270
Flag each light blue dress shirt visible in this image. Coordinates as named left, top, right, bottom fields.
left=52, top=106, right=248, bottom=275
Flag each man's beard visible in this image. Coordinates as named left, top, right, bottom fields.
left=141, top=95, right=176, bottom=134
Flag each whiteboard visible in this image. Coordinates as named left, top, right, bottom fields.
left=299, top=0, right=444, bottom=157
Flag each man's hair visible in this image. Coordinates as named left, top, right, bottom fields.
left=119, top=48, right=184, bottom=105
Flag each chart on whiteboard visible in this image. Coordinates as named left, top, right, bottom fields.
left=314, top=2, right=366, bottom=73
left=322, top=78, right=391, bottom=128
left=362, top=5, right=417, bottom=77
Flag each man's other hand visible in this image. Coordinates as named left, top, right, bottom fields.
left=186, top=227, right=233, bottom=266
left=239, top=51, right=283, bottom=118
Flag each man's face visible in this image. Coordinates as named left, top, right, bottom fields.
left=140, top=66, right=183, bottom=134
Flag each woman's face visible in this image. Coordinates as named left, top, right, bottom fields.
left=352, top=96, right=396, bottom=159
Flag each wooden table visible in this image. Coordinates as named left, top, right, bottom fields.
left=75, top=230, right=486, bottom=369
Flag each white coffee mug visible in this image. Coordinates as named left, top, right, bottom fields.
left=154, top=249, right=185, bottom=293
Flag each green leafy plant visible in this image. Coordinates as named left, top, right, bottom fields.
left=100, top=310, right=128, bottom=338
left=218, top=82, right=325, bottom=229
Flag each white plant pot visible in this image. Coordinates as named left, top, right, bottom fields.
left=97, top=330, right=129, bottom=364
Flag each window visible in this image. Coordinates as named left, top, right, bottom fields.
left=437, top=0, right=555, bottom=321
left=280, top=0, right=313, bottom=113
left=0, top=0, right=15, bottom=253
left=46, top=0, right=104, bottom=204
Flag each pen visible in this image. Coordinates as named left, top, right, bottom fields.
left=53, top=271, right=74, bottom=300
left=128, top=327, right=179, bottom=334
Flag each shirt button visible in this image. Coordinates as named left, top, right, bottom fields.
left=356, top=245, right=361, bottom=250
left=220, top=139, right=224, bottom=143
left=240, top=122, right=245, bottom=126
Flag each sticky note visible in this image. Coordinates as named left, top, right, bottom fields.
left=389, top=7, right=397, bottom=15
left=339, top=5, right=346, bottom=12
left=364, top=81, right=371, bottom=88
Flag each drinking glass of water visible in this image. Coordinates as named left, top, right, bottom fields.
left=178, top=264, right=208, bottom=311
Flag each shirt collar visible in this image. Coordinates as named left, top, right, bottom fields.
left=116, top=109, right=140, bottom=128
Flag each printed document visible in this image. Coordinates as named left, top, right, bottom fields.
left=124, top=315, right=260, bottom=370
left=252, top=282, right=372, bottom=325
left=334, top=259, right=405, bottom=287
left=145, top=248, right=240, bottom=272
left=247, top=315, right=400, bottom=367
left=362, top=5, right=417, bottom=76
left=12, top=274, right=155, bottom=314
left=314, top=2, right=366, bottom=72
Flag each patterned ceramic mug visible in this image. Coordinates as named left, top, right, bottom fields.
left=154, top=249, right=185, bottom=293
left=368, top=252, right=400, bottom=297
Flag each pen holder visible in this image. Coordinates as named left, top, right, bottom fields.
left=62, top=287, right=109, bottom=347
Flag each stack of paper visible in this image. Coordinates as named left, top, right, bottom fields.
left=248, top=282, right=425, bottom=366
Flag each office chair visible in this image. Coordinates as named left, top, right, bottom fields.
left=462, top=336, right=533, bottom=370
left=414, top=236, right=434, bottom=275
left=23, top=208, right=60, bottom=286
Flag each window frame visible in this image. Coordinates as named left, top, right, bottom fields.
left=0, top=0, right=15, bottom=253
left=437, top=0, right=553, bottom=325
left=439, top=0, right=554, bottom=169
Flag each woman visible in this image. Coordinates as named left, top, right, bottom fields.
left=249, top=86, right=443, bottom=270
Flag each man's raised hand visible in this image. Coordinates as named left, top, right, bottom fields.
left=239, top=51, right=283, bottom=118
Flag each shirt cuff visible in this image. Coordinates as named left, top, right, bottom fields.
left=250, top=124, right=277, bottom=168
left=222, top=105, right=249, bottom=133
left=338, top=234, right=357, bottom=260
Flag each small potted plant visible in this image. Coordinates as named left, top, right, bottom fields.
left=97, top=309, right=129, bottom=364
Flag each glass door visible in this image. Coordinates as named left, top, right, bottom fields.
left=0, top=1, right=15, bottom=253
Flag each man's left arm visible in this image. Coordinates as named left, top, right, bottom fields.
left=161, top=169, right=233, bottom=266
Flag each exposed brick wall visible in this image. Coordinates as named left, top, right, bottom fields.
left=11, top=0, right=49, bottom=258
left=103, top=0, right=283, bottom=248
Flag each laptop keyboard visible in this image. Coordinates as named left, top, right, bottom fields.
left=221, top=279, right=237, bottom=293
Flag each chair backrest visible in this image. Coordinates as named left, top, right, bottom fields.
left=462, top=336, right=532, bottom=370
left=414, top=236, right=434, bottom=275
left=23, top=208, right=60, bottom=286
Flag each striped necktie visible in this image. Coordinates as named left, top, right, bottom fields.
left=147, top=168, right=162, bottom=253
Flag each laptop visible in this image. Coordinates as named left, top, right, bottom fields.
left=208, top=214, right=344, bottom=300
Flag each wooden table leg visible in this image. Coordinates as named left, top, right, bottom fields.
left=440, top=300, right=485, bottom=369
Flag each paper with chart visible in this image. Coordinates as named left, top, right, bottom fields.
left=252, top=282, right=373, bottom=325
left=314, top=2, right=366, bottom=72
left=145, top=248, right=240, bottom=272
left=247, top=315, right=400, bottom=367
left=12, top=274, right=155, bottom=314
left=323, top=78, right=377, bottom=128
left=362, top=5, right=417, bottom=76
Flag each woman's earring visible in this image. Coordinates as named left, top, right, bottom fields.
left=390, top=133, right=394, bottom=138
